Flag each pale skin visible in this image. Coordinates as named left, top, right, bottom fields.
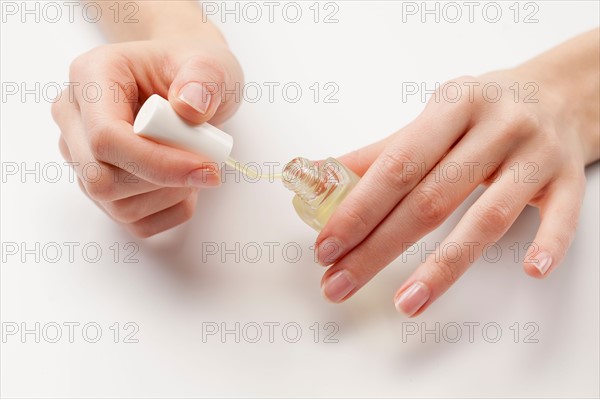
left=318, top=29, right=600, bottom=316
left=52, top=1, right=243, bottom=237
left=53, top=2, right=600, bottom=316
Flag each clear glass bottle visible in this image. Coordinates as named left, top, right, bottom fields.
left=283, top=157, right=360, bottom=231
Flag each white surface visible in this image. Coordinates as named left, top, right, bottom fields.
left=1, top=1, right=599, bottom=398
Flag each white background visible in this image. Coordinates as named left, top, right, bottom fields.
left=1, top=1, right=599, bottom=398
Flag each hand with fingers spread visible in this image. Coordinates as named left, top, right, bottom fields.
left=52, top=1, right=243, bottom=237
left=317, top=29, right=600, bottom=316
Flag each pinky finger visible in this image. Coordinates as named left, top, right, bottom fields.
left=524, top=174, right=586, bottom=278
left=393, top=167, right=541, bottom=317
left=125, top=192, right=199, bottom=238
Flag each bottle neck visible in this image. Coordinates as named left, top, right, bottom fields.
left=283, top=158, right=338, bottom=209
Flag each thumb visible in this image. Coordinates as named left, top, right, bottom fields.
left=168, top=55, right=235, bottom=125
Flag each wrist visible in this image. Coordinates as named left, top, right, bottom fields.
left=511, top=68, right=599, bottom=166
left=514, top=31, right=600, bottom=165
left=98, top=1, right=227, bottom=47
left=148, top=20, right=226, bottom=45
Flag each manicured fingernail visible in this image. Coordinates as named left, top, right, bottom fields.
left=394, top=282, right=430, bottom=316
left=531, top=251, right=552, bottom=275
left=322, top=271, right=354, bottom=303
left=178, top=82, right=211, bottom=114
left=316, top=237, right=343, bottom=266
left=187, top=168, right=220, bottom=187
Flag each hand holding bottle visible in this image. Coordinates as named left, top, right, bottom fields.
left=316, top=29, right=600, bottom=316
left=52, top=2, right=243, bottom=237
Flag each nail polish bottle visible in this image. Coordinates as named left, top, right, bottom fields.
left=133, top=94, right=233, bottom=164
left=133, top=94, right=278, bottom=179
left=133, top=95, right=360, bottom=231
left=283, top=157, right=360, bottom=231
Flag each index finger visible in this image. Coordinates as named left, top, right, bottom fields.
left=73, top=65, right=218, bottom=188
left=316, top=100, right=473, bottom=265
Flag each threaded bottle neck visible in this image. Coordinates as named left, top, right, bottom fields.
left=283, top=157, right=337, bottom=208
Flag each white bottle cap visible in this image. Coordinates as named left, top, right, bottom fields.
left=133, top=94, right=233, bottom=164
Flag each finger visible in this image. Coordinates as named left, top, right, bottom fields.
left=318, top=107, right=542, bottom=268
left=394, top=164, right=549, bottom=317
left=168, top=54, right=241, bottom=124
left=125, top=192, right=199, bottom=238
left=319, top=116, right=542, bottom=302
left=71, top=63, right=221, bottom=188
left=103, top=187, right=198, bottom=224
left=75, top=177, right=198, bottom=240
left=319, top=121, right=514, bottom=303
left=58, top=135, right=72, bottom=162
left=523, top=173, right=585, bottom=278
left=53, top=93, right=162, bottom=201
left=336, top=134, right=395, bottom=176
left=76, top=177, right=112, bottom=219
left=316, top=97, right=473, bottom=265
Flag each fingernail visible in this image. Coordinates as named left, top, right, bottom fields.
left=531, top=251, right=553, bottom=275
left=322, top=271, right=354, bottom=303
left=316, top=237, right=344, bottom=266
left=178, top=82, right=211, bottom=114
left=394, top=282, right=430, bottom=317
left=187, top=168, right=220, bottom=187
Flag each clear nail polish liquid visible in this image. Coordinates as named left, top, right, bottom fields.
left=283, top=157, right=360, bottom=231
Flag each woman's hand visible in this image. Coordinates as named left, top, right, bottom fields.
left=316, top=29, right=599, bottom=316
left=52, top=9, right=243, bottom=237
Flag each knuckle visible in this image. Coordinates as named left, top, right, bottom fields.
left=341, top=149, right=366, bottom=175
left=574, top=171, right=587, bottom=190
left=69, top=46, right=112, bottom=78
left=409, top=184, right=449, bottom=227
left=430, top=256, right=459, bottom=285
left=536, top=128, right=563, bottom=160
left=68, top=55, right=88, bottom=80
left=105, top=201, right=139, bottom=224
left=83, top=174, right=115, bottom=202
left=433, top=75, right=480, bottom=110
left=186, top=55, right=226, bottom=84
left=180, top=197, right=197, bottom=222
left=51, top=106, right=61, bottom=125
left=517, top=110, right=541, bottom=132
left=58, top=137, right=70, bottom=161
left=501, top=110, right=541, bottom=141
left=473, top=200, right=513, bottom=236
left=76, top=178, right=87, bottom=196
left=334, top=205, right=370, bottom=239
left=128, top=223, right=155, bottom=239
left=450, top=75, right=479, bottom=86
left=375, top=148, right=422, bottom=189
left=451, top=94, right=477, bottom=118
left=88, top=125, right=112, bottom=161
left=50, top=94, right=66, bottom=123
